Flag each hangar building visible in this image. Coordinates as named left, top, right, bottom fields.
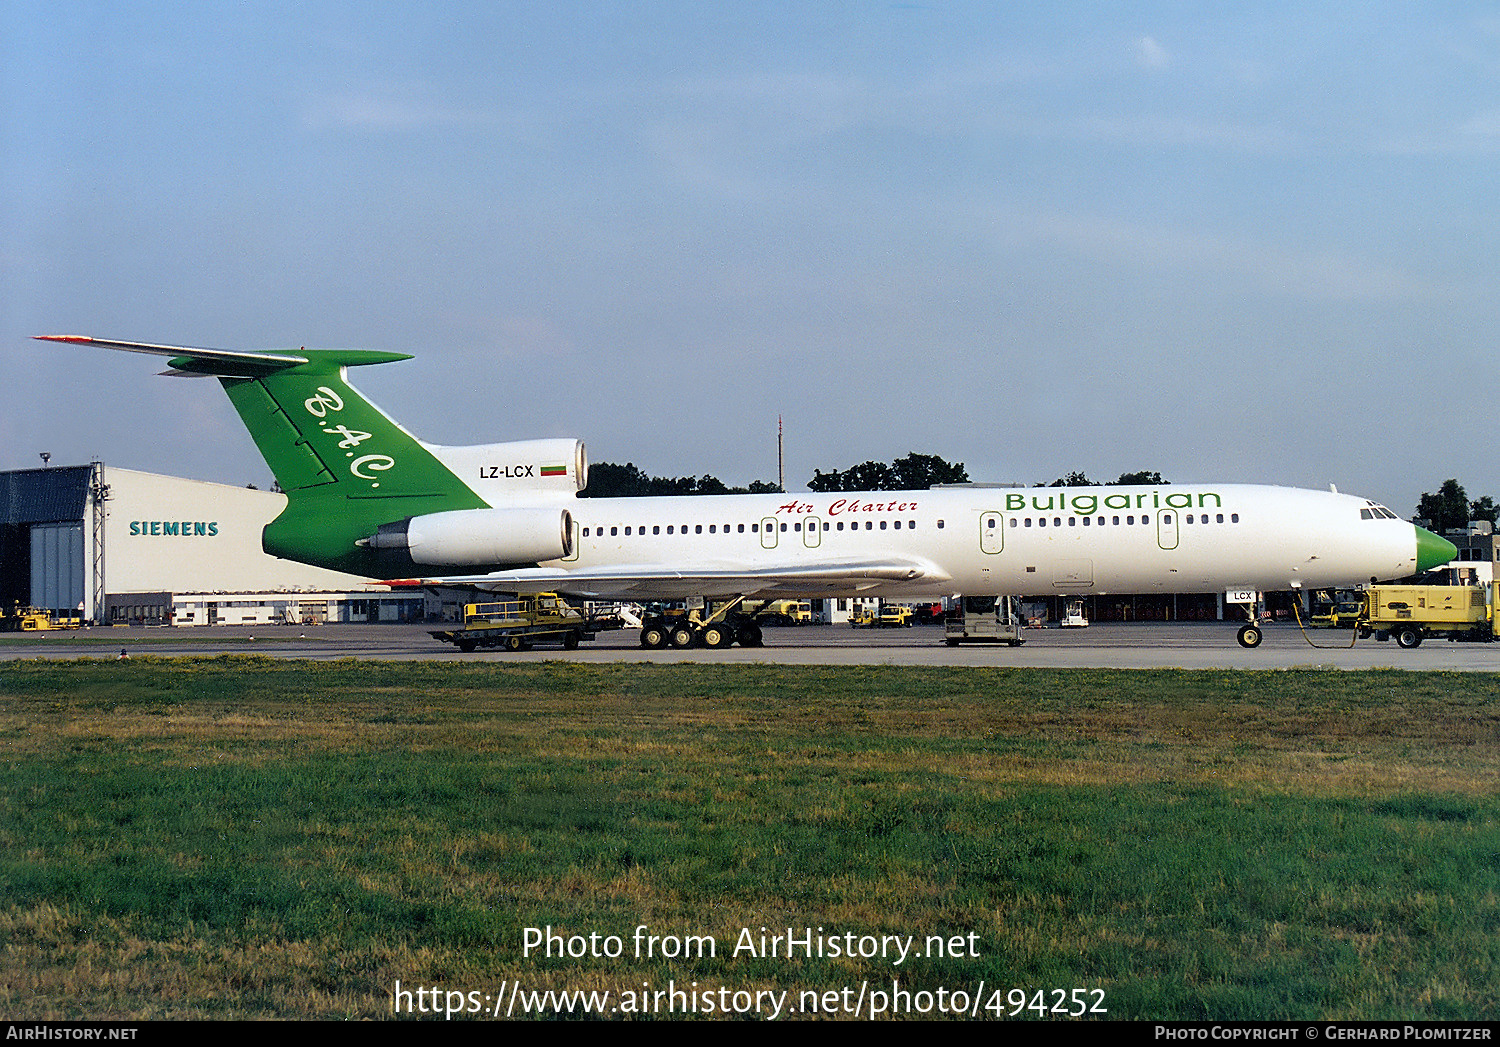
left=0, top=463, right=426, bottom=626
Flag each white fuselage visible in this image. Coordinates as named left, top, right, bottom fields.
left=37, top=337, right=1437, bottom=606
left=544, top=484, right=1422, bottom=599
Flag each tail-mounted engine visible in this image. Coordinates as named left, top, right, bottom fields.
left=423, top=438, right=589, bottom=499
left=364, top=507, right=574, bottom=567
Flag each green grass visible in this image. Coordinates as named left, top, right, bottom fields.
left=1, top=659, right=1497, bottom=1019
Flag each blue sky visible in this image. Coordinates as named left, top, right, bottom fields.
left=4, top=2, right=1498, bottom=514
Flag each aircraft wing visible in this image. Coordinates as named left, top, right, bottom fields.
left=386, top=557, right=950, bottom=600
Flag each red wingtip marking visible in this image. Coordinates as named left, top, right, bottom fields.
left=35, top=335, right=94, bottom=343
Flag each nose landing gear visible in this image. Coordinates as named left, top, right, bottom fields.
left=1227, top=589, right=1265, bottom=648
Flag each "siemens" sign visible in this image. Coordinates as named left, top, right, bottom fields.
left=129, top=521, right=219, bottom=536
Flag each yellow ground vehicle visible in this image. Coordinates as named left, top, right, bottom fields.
left=1310, top=589, right=1364, bottom=629
left=2, top=607, right=81, bottom=632
left=1355, top=584, right=1495, bottom=649
left=759, top=599, right=812, bottom=625
left=430, top=593, right=604, bottom=652
left=851, top=603, right=913, bottom=628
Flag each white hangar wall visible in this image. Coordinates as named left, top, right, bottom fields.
left=104, top=467, right=378, bottom=594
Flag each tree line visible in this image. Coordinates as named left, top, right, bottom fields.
left=1414, top=479, right=1497, bottom=532
left=583, top=454, right=1173, bottom=497
left=1044, top=470, right=1168, bottom=487
left=581, top=462, right=781, bottom=498
left=807, top=453, right=970, bottom=492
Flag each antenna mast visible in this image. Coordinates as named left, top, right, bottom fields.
left=777, top=415, right=784, bottom=493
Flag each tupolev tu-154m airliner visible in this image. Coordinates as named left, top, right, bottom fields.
left=37, top=336, right=1457, bottom=649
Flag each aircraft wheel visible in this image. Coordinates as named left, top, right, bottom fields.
left=1395, top=625, right=1423, bottom=649
left=702, top=624, right=733, bottom=649
left=1237, top=625, right=1262, bottom=649
left=737, top=622, right=764, bottom=648
left=670, top=625, right=698, bottom=649
left=640, top=625, right=668, bottom=649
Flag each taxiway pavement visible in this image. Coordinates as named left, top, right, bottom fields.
left=5, top=621, right=1500, bottom=670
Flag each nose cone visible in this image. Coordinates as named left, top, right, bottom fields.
left=1415, top=526, right=1458, bottom=572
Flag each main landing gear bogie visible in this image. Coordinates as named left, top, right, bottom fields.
left=641, top=622, right=740, bottom=649
left=640, top=606, right=763, bottom=650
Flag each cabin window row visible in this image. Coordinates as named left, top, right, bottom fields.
left=581, top=520, right=926, bottom=538
left=1005, top=513, right=1240, bottom=528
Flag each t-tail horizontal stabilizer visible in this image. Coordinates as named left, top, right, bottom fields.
left=34, top=335, right=410, bottom=377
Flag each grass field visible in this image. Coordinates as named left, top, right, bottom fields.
left=1, top=657, right=1496, bottom=1020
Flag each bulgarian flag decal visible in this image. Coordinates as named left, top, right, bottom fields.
left=541, top=463, right=568, bottom=477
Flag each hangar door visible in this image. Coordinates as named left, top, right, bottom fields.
left=30, top=523, right=84, bottom=615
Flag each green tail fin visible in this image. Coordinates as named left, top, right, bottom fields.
left=36, top=337, right=485, bottom=574
left=216, top=352, right=487, bottom=573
